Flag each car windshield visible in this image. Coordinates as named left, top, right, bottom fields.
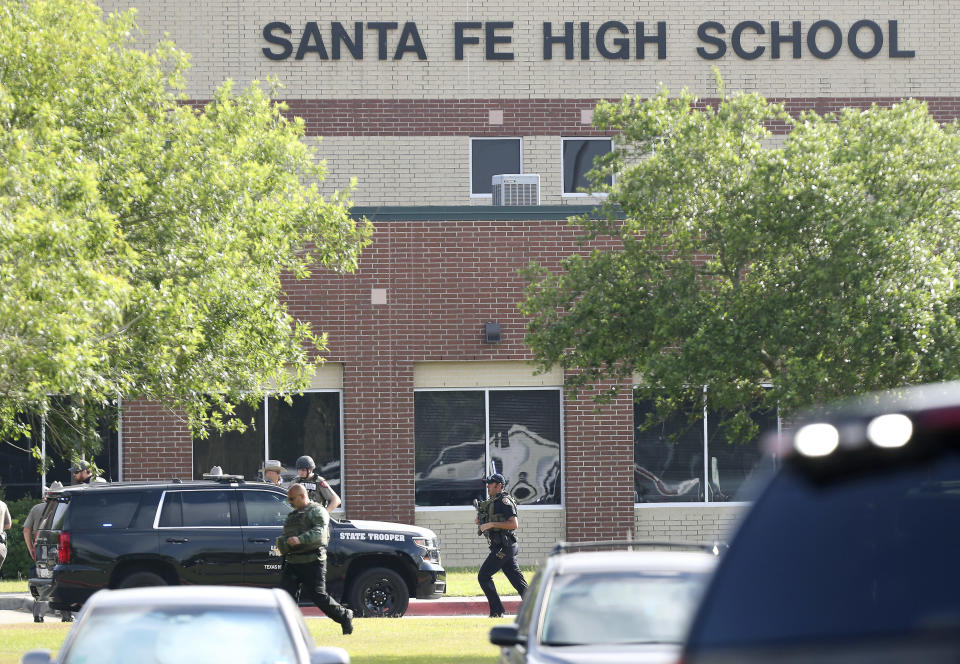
left=540, top=569, right=707, bottom=646
left=691, top=451, right=960, bottom=647
left=61, top=606, right=300, bottom=664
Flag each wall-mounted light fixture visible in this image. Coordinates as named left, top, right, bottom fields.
left=484, top=321, right=502, bottom=344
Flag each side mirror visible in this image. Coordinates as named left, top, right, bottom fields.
left=489, top=624, right=523, bottom=647
left=310, top=646, right=351, bottom=664
left=21, top=651, right=52, bottom=664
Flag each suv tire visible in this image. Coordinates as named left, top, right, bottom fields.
left=347, top=567, right=409, bottom=617
left=117, top=570, right=168, bottom=589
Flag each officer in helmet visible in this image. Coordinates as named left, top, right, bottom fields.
left=294, top=456, right=341, bottom=510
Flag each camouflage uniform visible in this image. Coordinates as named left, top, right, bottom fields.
left=277, top=500, right=352, bottom=630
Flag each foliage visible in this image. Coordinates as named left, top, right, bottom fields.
left=521, top=75, right=960, bottom=439
left=0, top=494, right=39, bottom=579
left=0, top=0, right=372, bottom=459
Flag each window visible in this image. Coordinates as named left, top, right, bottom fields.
left=241, top=490, right=292, bottom=527
left=159, top=491, right=234, bottom=527
left=633, top=388, right=778, bottom=504
left=471, top=138, right=522, bottom=196
left=414, top=388, right=562, bottom=506
left=192, top=392, right=342, bottom=495
left=562, top=138, right=612, bottom=195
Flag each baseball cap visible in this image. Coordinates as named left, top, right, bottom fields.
left=484, top=473, right=506, bottom=485
left=69, top=460, right=90, bottom=473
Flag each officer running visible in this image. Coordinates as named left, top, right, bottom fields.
left=276, top=484, right=354, bottom=634
left=476, top=473, right=528, bottom=618
left=293, top=456, right=341, bottom=510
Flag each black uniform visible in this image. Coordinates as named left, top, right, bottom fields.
left=477, top=492, right=528, bottom=617
left=277, top=500, right=353, bottom=633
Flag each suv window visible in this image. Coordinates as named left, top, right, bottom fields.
left=691, top=452, right=960, bottom=647
left=66, top=493, right=141, bottom=530
left=516, top=569, right=544, bottom=637
left=159, top=491, right=234, bottom=527
left=241, top=490, right=292, bottom=526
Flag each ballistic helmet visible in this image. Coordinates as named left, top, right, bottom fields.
left=295, top=455, right=315, bottom=470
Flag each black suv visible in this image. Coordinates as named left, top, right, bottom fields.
left=30, top=477, right=445, bottom=617
left=682, top=382, right=960, bottom=663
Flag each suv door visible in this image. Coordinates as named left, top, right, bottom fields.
left=156, top=489, right=244, bottom=585
left=239, top=487, right=292, bottom=587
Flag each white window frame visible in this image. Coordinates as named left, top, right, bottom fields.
left=413, top=386, right=565, bottom=509
left=561, top=136, right=613, bottom=197
left=633, top=384, right=777, bottom=507
left=469, top=137, right=523, bottom=198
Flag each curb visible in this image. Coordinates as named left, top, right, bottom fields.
left=302, top=596, right=522, bottom=618
left=2, top=592, right=521, bottom=618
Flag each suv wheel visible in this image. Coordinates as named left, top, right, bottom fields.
left=347, top=567, right=409, bottom=617
left=117, top=571, right=168, bottom=589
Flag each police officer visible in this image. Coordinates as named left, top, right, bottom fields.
left=476, top=473, right=528, bottom=618
left=70, top=460, right=93, bottom=484
left=262, top=459, right=285, bottom=486
left=23, top=482, right=63, bottom=561
left=276, top=484, right=353, bottom=634
left=293, top=455, right=341, bottom=510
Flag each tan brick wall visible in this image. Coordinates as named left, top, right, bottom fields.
left=415, top=504, right=748, bottom=567
left=103, top=1, right=947, bottom=99
left=634, top=504, right=748, bottom=543
left=311, top=136, right=607, bottom=206
left=415, top=507, right=564, bottom=568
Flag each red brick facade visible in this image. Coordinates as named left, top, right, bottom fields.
left=123, top=215, right=635, bottom=539
left=184, top=97, right=960, bottom=137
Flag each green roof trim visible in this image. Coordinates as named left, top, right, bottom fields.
left=349, top=205, right=621, bottom=222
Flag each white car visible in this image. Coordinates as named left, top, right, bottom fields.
left=21, top=585, right=349, bottom=664
left=491, top=543, right=717, bottom=664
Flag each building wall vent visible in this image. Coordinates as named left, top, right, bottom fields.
left=492, top=174, right=540, bottom=206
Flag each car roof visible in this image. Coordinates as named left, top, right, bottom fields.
left=548, top=550, right=717, bottom=575
left=85, top=585, right=288, bottom=609
left=53, top=480, right=284, bottom=495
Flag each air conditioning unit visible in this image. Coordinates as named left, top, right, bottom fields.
left=492, top=174, right=540, bottom=206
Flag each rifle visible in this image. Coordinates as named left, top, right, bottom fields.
left=472, top=496, right=496, bottom=543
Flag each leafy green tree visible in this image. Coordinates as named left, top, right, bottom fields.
left=0, top=0, right=372, bottom=459
left=521, top=79, right=960, bottom=440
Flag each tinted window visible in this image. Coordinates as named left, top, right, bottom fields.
left=67, top=493, right=140, bottom=530
left=415, top=391, right=486, bottom=506
left=690, top=453, right=960, bottom=646
left=192, top=401, right=264, bottom=480
left=241, top=490, right=292, bottom=527
left=269, top=392, right=341, bottom=492
left=562, top=138, right=611, bottom=194
left=159, top=491, right=233, bottom=527
left=472, top=139, right=521, bottom=195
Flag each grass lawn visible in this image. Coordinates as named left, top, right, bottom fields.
left=443, top=566, right=538, bottom=597
left=0, top=580, right=28, bottom=594
left=0, top=616, right=508, bottom=664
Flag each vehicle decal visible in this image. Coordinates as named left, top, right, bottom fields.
left=339, top=532, right=406, bottom=542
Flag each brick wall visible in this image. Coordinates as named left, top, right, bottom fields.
left=120, top=400, right=192, bottom=481
left=634, top=504, right=748, bottom=543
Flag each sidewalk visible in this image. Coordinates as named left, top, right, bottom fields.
left=1, top=592, right=519, bottom=621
